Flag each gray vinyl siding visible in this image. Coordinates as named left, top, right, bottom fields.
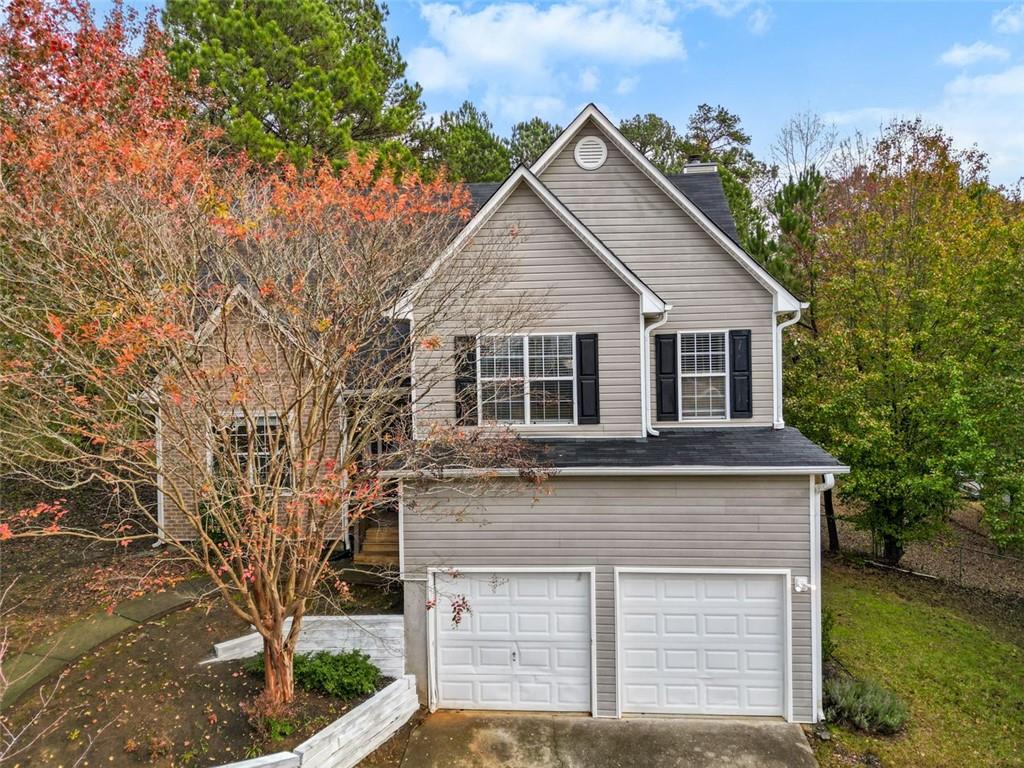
left=539, top=122, right=776, bottom=426
left=412, top=183, right=643, bottom=438
left=403, top=474, right=815, bottom=722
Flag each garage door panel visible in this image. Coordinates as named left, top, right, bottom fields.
left=623, top=613, right=657, bottom=633
left=619, top=573, right=786, bottom=717
left=666, top=685, right=699, bottom=707
left=476, top=612, right=512, bottom=634
left=436, top=571, right=592, bottom=713
left=665, top=649, right=698, bottom=670
left=663, top=614, right=698, bottom=635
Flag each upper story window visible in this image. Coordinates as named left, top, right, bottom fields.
left=680, top=332, right=727, bottom=419
left=215, top=414, right=291, bottom=489
left=478, top=334, right=575, bottom=425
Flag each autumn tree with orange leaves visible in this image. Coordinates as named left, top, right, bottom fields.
left=0, top=0, right=536, bottom=706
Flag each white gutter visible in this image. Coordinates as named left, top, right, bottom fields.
left=642, top=308, right=672, bottom=436
left=390, top=465, right=850, bottom=479
left=773, top=303, right=807, bottom=430
left=810, top=471, right=835, bottom=721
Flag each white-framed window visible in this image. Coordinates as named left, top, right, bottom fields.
left=477, top=333, right=576, bottom=425
left=214, top=414, right=292, bottom=489
left=679, top=331, right=728, bottom=419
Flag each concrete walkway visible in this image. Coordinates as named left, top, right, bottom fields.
left=400, top=711, right=818, bottom=768
left=1, top=580, right=208, bottom=710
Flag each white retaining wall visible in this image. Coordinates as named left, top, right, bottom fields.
left=217, top=675, right=419, bottom=768
left=209, top=615, right=404, bottom=679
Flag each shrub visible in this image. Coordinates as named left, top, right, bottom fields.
left=244, top=649, right=381, bottom=699
left=241, top=690, right=295, bottom=741
left=824, top=677, right=909, bottom=735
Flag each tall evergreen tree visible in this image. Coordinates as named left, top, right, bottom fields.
left=508, top=117, right=561, bottom=167
left=164, top=0, right=424, bottom=168
left=619, top=113, right=689, bottom=172
left=424, top=101, right=511, bottom=183
left=619, top=106, right=771, bottom=248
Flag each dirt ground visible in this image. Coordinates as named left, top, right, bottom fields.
left=3, top=598, right=401, bottom=767
left=0, top=484, right=194, bottom=655
left=827, top=502, right=1024, bottom=597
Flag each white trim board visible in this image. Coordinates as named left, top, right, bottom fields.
left=426, top=566, right=598, bottom=717
left=612, top=566, right=794, bottom=722
left=390, top=465, right=849, bottom=479
left=530, top=104, right=802, bottom=313
left=396, top=166, right=666, bottom=318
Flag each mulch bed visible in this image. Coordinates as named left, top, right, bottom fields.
left=3, top=600, right=391, bottom=767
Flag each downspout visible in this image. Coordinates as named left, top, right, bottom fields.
left=815, top=472, right=836, bottom=495
left=773, top=303, right=806, bottom=430
left=642, top=308, right=672, bottom=436
left=811, top=471, right=835, bottom=721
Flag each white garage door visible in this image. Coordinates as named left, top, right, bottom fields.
left=434, top=570, right=592, bottom=712
left=618, top=572, right=787, bottom=716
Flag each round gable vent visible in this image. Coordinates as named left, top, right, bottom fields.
left=574, top=136, right=607, bottom=171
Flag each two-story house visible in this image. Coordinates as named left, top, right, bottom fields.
left=396, top=105, right=847, bottom=724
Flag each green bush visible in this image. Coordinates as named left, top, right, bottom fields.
left=244, top=650, right=380, bottom=699
left=824, top=677, right=909, bottom=735
left=264, top=717, right=295, bottom=742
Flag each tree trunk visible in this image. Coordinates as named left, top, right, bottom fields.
left=881, top=534, right=904, bottom=567
left=262, top=636, right=295, bottom=705
left=824, top=488, right=840, bottom=554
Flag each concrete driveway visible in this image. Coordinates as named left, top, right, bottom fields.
left=400, top=711, right=818, bottom=768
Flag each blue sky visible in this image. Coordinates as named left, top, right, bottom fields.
left=99, top=0, right=1024, bottom=184
left=385, top=0, right=1024, bottom=185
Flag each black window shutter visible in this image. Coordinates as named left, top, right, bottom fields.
left=576, top=333, right=600, bottom=424
left=453, top=336, right=477, bottom=426
left=729, top=329, right=753, bottom=419
left=655, top=334, right=678, bottom=421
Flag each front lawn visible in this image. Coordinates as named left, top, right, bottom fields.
left=815, top=561, right=1024, bottom=768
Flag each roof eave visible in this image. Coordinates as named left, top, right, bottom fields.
left=390, top=464, right=850, bottom=479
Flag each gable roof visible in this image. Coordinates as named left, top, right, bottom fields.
left=397, top=165, right=667, bottom=317
left=468, top=173, right=739, bottom=242
left=531, top=104, right=804, bottom=313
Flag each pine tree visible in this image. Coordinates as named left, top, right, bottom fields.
left=165, top=0, right=424, bottom=168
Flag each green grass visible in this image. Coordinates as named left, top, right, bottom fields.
left=815, top=563, right=1024, bottom=768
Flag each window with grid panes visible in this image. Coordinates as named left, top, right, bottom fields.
left=680, top=332, right=727, bottom=418
left=477, top=334, right=575, bottom=424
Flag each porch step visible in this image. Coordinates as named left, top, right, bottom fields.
left=365, top=526, right=399, bottom=542
left=351, top=554, right=399, bottom=568
left=354, top=525, right=399, bottom=566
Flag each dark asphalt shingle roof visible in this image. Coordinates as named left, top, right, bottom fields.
left=665, top=172, right=739, bottom=242
left=466, top=171, right=739, bottom=242
left=527, top=427, right=844, bottom=469
left=468, top=182, right=502, bottom=211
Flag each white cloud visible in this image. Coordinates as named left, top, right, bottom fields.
left=993, top=4, right=1024, bottom=34
left=746, top=5, right=772, bottom=35
left=685, top=0, right=771, bottom=33
left=824, top=64, right=1024, bottom=185
left=407, top=47, right=469, bottom=91
left=938, top=41, right=1010, bottom=67
left=615, top=76, right=639, bottom=95
left=578, top=66, right=600, bottom=93
left=407, top=1, right=685, bottom=121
